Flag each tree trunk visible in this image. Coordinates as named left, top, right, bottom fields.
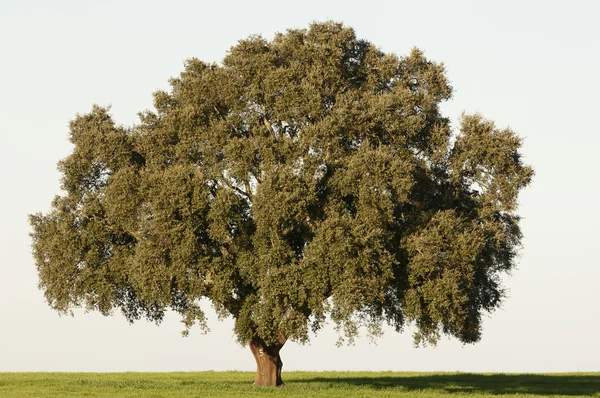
left=250, top=336, right=285, bottom=387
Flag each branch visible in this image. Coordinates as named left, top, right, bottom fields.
left=219, top=176, right=252, bottom=201
left=263, top=115, right=277, bottom=139
left=213, top=106, right=240, bottom=135
left=250, top=170, right=262, bottom=184
left=277, top=331, right=287, bottom=346
left=263, top=116, right=272, bottom=132
left=231, top=184, right=251, bottom=200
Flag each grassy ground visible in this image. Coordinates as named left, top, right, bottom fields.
left=1, top=371, right=599, bottom=397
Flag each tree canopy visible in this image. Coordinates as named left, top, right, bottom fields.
left=30, top=21, right=533, bottom=386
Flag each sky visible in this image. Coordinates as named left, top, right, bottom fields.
left=1, top=0, right=599, bottom=373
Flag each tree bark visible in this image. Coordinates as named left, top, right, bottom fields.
left=250, top=335, right=285, bottom=387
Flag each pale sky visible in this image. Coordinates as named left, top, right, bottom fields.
left=1, top=0, right=599, bottom=373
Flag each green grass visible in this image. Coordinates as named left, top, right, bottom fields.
left=1, top=372, right=599, bottom=397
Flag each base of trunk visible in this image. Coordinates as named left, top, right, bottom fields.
left=250, top=336, right=284, bottom=387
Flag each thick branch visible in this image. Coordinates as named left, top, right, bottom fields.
left=276, top=331, right=287, bottom=346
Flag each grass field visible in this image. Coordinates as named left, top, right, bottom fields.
left=1, top=372, right=599, bottom=397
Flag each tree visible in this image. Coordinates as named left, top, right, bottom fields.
left=30, top=21, right=533, bottom=386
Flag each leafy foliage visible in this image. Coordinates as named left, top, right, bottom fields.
left=30, top=21, right=533, bottom=347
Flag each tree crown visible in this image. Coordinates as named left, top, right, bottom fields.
left=30, top=21, right=533, bottom=346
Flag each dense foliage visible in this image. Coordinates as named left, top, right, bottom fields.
left=30, top=22, right=532, bottom=353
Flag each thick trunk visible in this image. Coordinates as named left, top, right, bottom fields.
left=250, top=336, right=285, bottom=387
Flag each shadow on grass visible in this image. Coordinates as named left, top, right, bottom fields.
left=295, top=373, right=600, bottom=396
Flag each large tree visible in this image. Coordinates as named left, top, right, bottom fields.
left=30, top=22, right=533, bottom=386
